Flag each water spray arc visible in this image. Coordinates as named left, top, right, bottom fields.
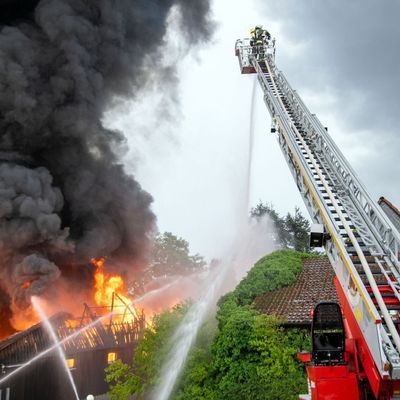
left=152, top=69, right=270, bottom=400
left=244, top=76, right=258, bottom=211
left=0, top=312, right=114, bottom=386
left=132, top=278, right=182, bottom=306
left=31, top=297, right=80, bottom=400
left=152, top=266, right=229, bottom=400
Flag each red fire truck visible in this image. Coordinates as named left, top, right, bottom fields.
left=235, top=34, right=400, bottom=400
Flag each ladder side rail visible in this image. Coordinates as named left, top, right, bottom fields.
left=253, top=56, right=400, bottom=376
left=314, top=119, right=400, bottom=265
left=253, top=58, right=345, bottom=242
left=312, top=113, right=400, bottom=269
left=315, top=147, right=384, bottom=256
left=275, top=67, right=392, bottom=231
left=277, top=132, right=325, bottom=226
left=275, top=115, right=392, bottom=378
left=258, top=56, right=376, bottom=261
left=276, top=69, right=400, bottom=291
left=281, top=68, right=400, bottom=245
left=252, top=57, right=343, bottom=237
left=257, top=55, right=378, bottom=312
left=275, top=91, right=400, bottom=362
left=265, top=61, right=375, bottom=250
left=257, top=75, right=391, bottom=377
left=255, top=72, right=278, bottom=119
left=312, top=115, right=400, bottom=252
left=275, top=68, right=400, bottom=268
left=270, top=85, right=384, bottom=257
left=296, top=128, right=386, bottom=258
left=273, top=73, right=388, bottom=262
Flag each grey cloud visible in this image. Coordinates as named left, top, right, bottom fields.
left=256, top=0, right=400, bottom=203
left=260, top=0, right=400, bottom=131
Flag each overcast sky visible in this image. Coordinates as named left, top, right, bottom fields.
left=107, top=0, right=400, bottom=260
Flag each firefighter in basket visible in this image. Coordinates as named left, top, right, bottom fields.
left=250, top=25, right=270, bottom=61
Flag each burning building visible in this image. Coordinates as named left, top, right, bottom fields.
left=0, top=299, right=146, bottom=399
left=0, top=0, right=213, bottom=398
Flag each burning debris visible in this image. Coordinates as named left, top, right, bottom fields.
left=92, top=257, right=141, bottom=321
left=0, top=300, right=147, bottom=399
left=0, top=0, right=213, bottom=337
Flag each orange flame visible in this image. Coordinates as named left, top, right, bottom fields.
left=91, top=257, right=128, bottom=306
left=22, top=280, right=32, bottom=289
left=2, top=258, right=186, bottom=340
left=91, top=257, right=139, bottom=322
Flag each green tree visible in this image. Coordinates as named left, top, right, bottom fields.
left=232, top=249, right=311, bottom=307
left=150, top=232, right=206, bottom=277
left=284, top=207, right=310, bottom=252
left=250, top=202, right=311, bottom=252
left=129, top=231, right=206, bottom=296
left=250, top=202, right=288, bottom=248
left=210, top=311, right=308, bottom=400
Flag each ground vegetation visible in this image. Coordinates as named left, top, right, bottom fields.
left=106, top=249, right=313, bottom=399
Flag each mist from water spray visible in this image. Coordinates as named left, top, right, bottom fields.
left=132, top=277, right=182, bottom=305
left=152, top=76, right=268, bottom=400
left=31, top=297, right=79, bottom=400
left=0, top=311, right=114, bottom=386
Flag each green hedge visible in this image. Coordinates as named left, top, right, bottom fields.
left=218, top=249, right=315, bottom=311
left=175, top=249, right=314, bottom=400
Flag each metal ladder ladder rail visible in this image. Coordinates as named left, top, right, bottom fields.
left=256, top=57, right=366, bottom=258
left=262, top=65, right=372, bottom=256
left=254, top=56, right=400, bottom=360
left=272, top=67, right=400, bottom=323
left=268, top=61, right=392, bottom=255
left=275, top=66, right=400, bottom=270
left=279, top=93, right=400, bottom=378
left=255, top=56, right=367, bottom=259
left=270, top=68, right=383, bottom=260
left=253, top=62, right=393, bottom=376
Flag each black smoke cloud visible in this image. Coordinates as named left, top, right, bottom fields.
left=0, top=0, right=213, bottom=329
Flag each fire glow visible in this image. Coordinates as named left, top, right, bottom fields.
left=91, top=258, right=185, bottom=321
left=1, top=257, right=188, bottom=340
left=91, top=257, right=141, bottom=322
left=21, top=281, right=32, bottom=289
left=92, top=258, right=126, bottom=307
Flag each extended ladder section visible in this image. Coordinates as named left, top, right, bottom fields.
left=235, top=39, right=400, bottom=382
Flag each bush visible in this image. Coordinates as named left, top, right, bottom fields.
left=176, top=250, right=313, bottom=400
left=105, top=303, right=190, bottom=400
left=107, top=250, right=313, bottom=399
left=218, top=249, right=315, bottom=317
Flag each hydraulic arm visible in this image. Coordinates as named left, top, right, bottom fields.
left=235, top=36, right=400, bottom=399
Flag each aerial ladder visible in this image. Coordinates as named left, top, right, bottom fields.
left=235, top=33, right=400, bottom=399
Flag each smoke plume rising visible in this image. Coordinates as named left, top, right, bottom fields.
left=0, top=0, right=213, bottom=334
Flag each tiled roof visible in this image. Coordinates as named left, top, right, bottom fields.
left=253, top=257, right=338, bottom=326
